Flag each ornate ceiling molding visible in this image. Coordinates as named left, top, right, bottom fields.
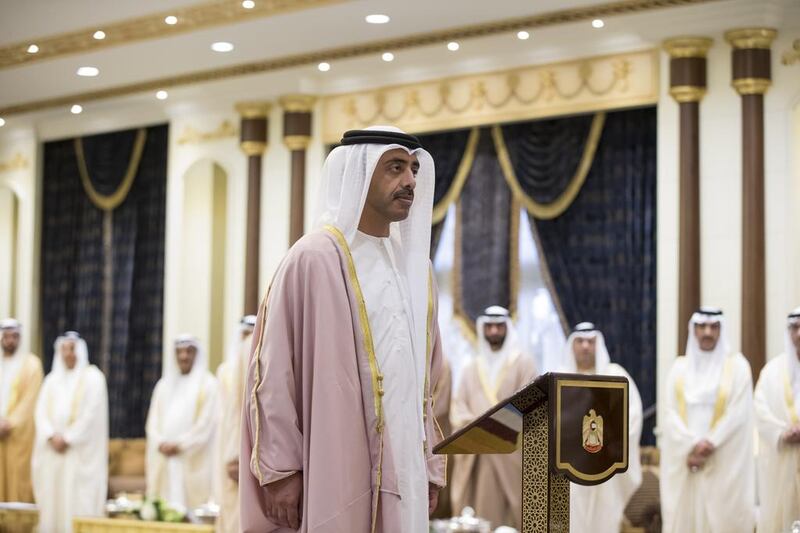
left=0, top=0, right=718, bottom=117
left=0, top=0, right=353, bottom=69
left=176, top=120, right=238, bottom=145
left=321, top=49, right=659, bottom=142
left=0, top=153, right=30, bottom=173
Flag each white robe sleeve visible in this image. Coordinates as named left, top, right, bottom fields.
left=34, top=377, right=55, bottom=442
left=175, top=377, right=219, bottom=453
left=708, top=356, right=753, bottom=449
left=63, top=371, right=107, bottom=446
left=662, top=360, right=698, bottom=458
left=754, top=363, right=790, bottom=450
left=145, top=380, right=165, bottom=445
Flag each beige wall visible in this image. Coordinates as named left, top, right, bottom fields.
left=0, top=133, right=39, bottom=356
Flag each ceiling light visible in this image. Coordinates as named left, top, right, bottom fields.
left=0, top=118, right=5, bottom=127
left=382, top=52, right=394, bottom=62
left=165, top=15, right=178, bottom=25
left=77, top=66, right=99, bottom=77
left=242, top=0, right=255, bottom=8
left=93, top=30, right=106, bottom=40
left=447, top=41, right=460, bottom=51
left=211, top=41, right=234, bottom=52
left=27, top=44, right=39, bottom=54
left=70, top=105, right=83, bottom=114
left=517, top=30, right=530, bottom=40
left=365, top=14, right=390, bottom=24
left=156, top=90, right=168, bottom=100
left=592, top=19, right=605, bottom=28
left=318, top=62, right=331, bottom=72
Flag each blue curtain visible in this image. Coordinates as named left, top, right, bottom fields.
left=502, top=107, right=658, bottom=443
left=41, top=124, right=168, bottom=438
left=457, top=128, right=514, bottom=323
left=418, top=129, right=472, bottom=257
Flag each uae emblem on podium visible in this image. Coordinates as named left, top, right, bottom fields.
left=582, top=409, right=603, bottom=453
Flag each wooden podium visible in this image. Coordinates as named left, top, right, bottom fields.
left=434, top=372, right=630, bottom=532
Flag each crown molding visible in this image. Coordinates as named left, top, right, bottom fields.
left=0, top=0, right=719, bottom=117
left=0, top=0, right=353, bottom=70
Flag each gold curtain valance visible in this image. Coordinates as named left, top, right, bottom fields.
left=75, top=128, right=147, bottom=211
left=493, top=112, right=606, bottom=220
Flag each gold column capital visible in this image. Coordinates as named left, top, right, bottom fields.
left=284, top=135, right=311, bottom=151
left=279, top=94, right=317, bottom=113
left=235, top=101, right=272, bottom=119
left=669, top=86, right=707, bottom=103
left=240, top=141, right=267, bottom=156
left=663, top=37, right=713, bottom=58
left=725, top=28, right=777, bottom=50
left=732, top=78, right=772, bottom=95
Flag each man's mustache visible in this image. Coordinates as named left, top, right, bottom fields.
left=393, top=190, right=414, bottom=200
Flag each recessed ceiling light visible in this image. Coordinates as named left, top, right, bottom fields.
left=165, top=15, right=178, bottom=25
left=365, top=14, right=390, bottom=24
left=242, top=0, right=255, bottom=8
left=318, top=62, right=330, bottom=72
left=517, top=30, right=530, bottom=40
left=0, top=118, right=5, bottom=127
left=211, top=41, right=234, bottom=52
left=93, top=30, right=106, bottom=40
left=382, top=52, right=394, bottom=62
left=27, top=44, right=39, bottom=54
left=77, top=66, right=99, bottom=77
left=447, top=41, right=460, bottom=52
left=156, top=90, right=168, bottom=100
left=70, top=105, right=83, bottom=114
left=592, top=19, right=604, bottom=28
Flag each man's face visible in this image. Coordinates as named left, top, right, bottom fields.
left=483, top=322, right=507, bottom=352
left=573, top=336, right=596, bottom=370
left=176, top=346, right=197, bottom=375
left=61, top=340, right=78, bottom=370
left=790, top=322, right=800, bottom=359
left=364, top=149, right=418, bottom=224
left=694, top=322, right=721, bottom=351
left=1, top=330, right=20, bottom=356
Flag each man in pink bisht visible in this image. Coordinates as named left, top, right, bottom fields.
left=240, top=126, right=447, bottom=532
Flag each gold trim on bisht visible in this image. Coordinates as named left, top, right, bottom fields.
left=492, top=112, right=606, bottom=220
left=75, top=128, right=147, bottom=211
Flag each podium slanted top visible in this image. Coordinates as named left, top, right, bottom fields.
left=434, top=372, right=629, bottom=486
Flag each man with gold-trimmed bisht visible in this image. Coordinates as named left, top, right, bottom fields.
left=450, top=306, right=537, bottom=530
left=660, top=307, right=755, bottom=533
left=0, top=318, right=43, bottom=503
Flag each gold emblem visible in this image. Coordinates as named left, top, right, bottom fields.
left=582, top=409, right=604, bottom=453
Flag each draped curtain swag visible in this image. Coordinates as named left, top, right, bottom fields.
left=41, top=124, right=168, bottom=438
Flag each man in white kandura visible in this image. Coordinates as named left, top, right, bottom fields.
left=754, top=306, right=800, bottom=533
left=146, top=335, right=219, bottom=510
left=451, top=306, right=537, bottom=530
left=32, top=331, right=108, bottom=533
left=215, top=315, right=256, bottom=533
left=660, top=307, right=755, bottom=533
left=560, top=322, right=642, bottom=533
